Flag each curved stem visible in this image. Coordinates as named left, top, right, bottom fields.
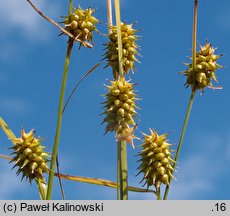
left=46, top=38, right=74, bottom=200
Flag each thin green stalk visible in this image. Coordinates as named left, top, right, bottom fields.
left=117, top=141, right=121, bottom=199
left=114, top=0, right=124, bottom=75
left=192, top=0, right=198, bottom=87
left=118, top=141, right=128, bottom=199
left=46, top=38, right=74, bottom=200
left=114, top=0, right=128, bottom=200
left=163, top=90, right=196, bottom=199
left=106, top=0, right=120, bottom=199
left=163, top=0, right=198, bottom=200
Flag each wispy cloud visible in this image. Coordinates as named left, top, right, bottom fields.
left=0, top=0, right=60, bottom=40
left=0, top=98, right=31, bottom=114
left=169, top=133, right=227, bottom=199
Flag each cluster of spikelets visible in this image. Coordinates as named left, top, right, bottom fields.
left=10, top=129, right=49, bottom=183
left=137, top=129, right=175, bottom=190
left=183, top=42, right=223, bottom=91
left=102, top=77, right=138, bottom=147
left=64, top=5, right=99, bottom=47
left=104, top=22, right=140, bottom=75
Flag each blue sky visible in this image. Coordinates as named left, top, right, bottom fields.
left=0, top=0, right=230, bottom=200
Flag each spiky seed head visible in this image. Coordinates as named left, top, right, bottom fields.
left=102, top=76, right=139, bottom=147
left=10, top=129, right=49, bottom=183
left=183, top=42, right=223, bottom=92
left=137, top=129, right=175, bottom=190
left=104, top=22, right=140, bottom=75
left=64, top=6, right=99, bottom=47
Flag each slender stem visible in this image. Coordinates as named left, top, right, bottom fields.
left=106, top=0, right=120, bottom=199
left=114, top=0, right=128, bottom=200
left=118, top=141, right=128, bottom=199
left=163, top=90, right=196, bottom=200
left=114, top=0, right=124, bottom=76
left=46, top=38, right=74, bottom=200
left=107, top=0, right=113, bottom=33
left=163, top=0, right=198, bottom=200
left=117, top=142, right=121, bottom=199
left=192, top=0, right=198, bottom=88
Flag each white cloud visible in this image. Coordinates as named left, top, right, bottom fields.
left=0, top=0, right=60, bottom=40
left=169, top=155, right=213, bottom=199
left=168, top=133, right=228, bottom=199
left=0, top=98, right=31, bottom=114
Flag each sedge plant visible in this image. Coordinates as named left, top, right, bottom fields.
left=163, top=0, right=223, bottom=199
left=102, top=0, right=141, bottom=199
left=0, top=0, right=224, bottom=200
left=46, top=1, right=100, bottom=199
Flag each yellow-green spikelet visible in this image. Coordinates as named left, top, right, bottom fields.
left=104, top=22, right=140, bottom=75
left=137, top=129, right=175, bottom=190
left=64, top=6, right=99, bottom=46
left=102, top=76, right=138, bottom=147
left=10, top=129, right=49, bottom=183
left=184, top=42, right=223, bottom=91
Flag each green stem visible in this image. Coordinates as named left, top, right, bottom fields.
left=114, top=0, right=128, bottom=200
left=192, top=0, right=198, bottom=87
left=163, top=90, right=196, bottom=200
left=117, top=142, right=121, bottom=199
left=118, top=141, right=128, bottom=200
left=46, top=38, right=74, bottom=200
left=114, top=0, right=124, bottom=75
left=163, top=0, right=198, bottom=200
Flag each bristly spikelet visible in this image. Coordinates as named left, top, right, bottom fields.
left=102, top=76, right=139, bottom=147
left=10, top=129, right=49, bottom=183
left=64, top=5, right=99, bottom=47
left=183, top=42, right=223, bottom=92
left=137, top=129, right=175, bottom=190
left=104, top=22, right=140, bottom=75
